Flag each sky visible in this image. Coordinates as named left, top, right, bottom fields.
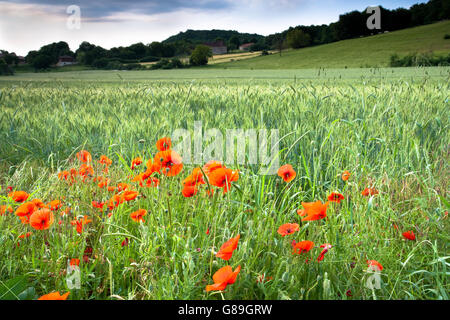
left=0, top=0, right=427, bottom=56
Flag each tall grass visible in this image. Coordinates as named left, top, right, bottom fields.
left=0, top=68, right=448, bottom=300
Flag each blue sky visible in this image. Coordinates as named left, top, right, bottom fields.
left=0, top=0, right=427, bottom=55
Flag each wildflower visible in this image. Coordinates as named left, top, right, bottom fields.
left=208, top=167, right=239, bottom=193
left=182, top=185, right=198, bottom=198
left=367, top=260, right=383, bottom=271
left=154, top=150, right=183, bottom=177
left=97, top=177, right=110, bottom=189
left=277, top=223, right=299, bottom=236
left=15, top=199, right=45, bottom=224
left=76, top=150, right=92, bottom=163
left=202, top=160, right=224, bottom=175
left=130, top=209, right=147, bottom=223
left=402, top=230, right=416, bottom=241
left=0, top=205, right=13, bottom=216
left=297, top=209, right=306, bottom=216
left=346, top=290, right=352, bottom=297
left=183, top=167, right=206, bottom=186
left=121, top=238, right=129, bottom=247
left=18, top=232, right=32, bottom=239
left=301, top=200, right=329, bottom=221
left=48, top=200, right=62, bottom=211
left=92, top=201, right=105, bottom=210
left=123, top=190, right=138, bottom=201
left=58, top=171, right=70, bottom=181
left=8, top=191, right=29, bottom=203
left=156, top=137, right=172, bottom=151
left=145, top=177, right=159, bottom=188
left=79, top=164, right=94, bottom=179
left=317, top=243, right=332, bottom=261
left=71, top=216, right=92, bottom=234
left=131, top=157, right=143, bottom=170
left=342, top=171, right=351, bottom=181
left=292, top=240, right=314, bottom=255
left=216, top=234, right=240, bottom=261
left=206, top=265, right=241, bottom=292
left=38, top=291, right=70, bottom=300
left=70, top=259, right=80, bottom=267
left=29, top=208, right=54, bottom=230
left=327, top=192, right=344, bottom=203
left=256, top=275, right=273, bottom=283
left=361, top=188, right=378, bottom=197
left=277, top=164, right=296, bottom=183
left=98, top=155, right=112, bottom=166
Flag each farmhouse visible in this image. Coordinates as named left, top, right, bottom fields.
left=56, top=55, right=76, bottom=67
left=239, top=43, right=254, bottom=51
left=203, top=40, right=227, bottom=55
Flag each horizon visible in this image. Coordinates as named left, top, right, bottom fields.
left=1, top=0, right=428, bottom=56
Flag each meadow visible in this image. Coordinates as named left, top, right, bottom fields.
left=0, top=67, right=449, bottom=300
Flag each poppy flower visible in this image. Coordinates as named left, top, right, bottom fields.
left=277, top=164, right=296, bottom=183
left=156, top=137, right=172, bottom=151
left=131, top=157, right=143, bottom=170
left=216, top=234, right=240, bottom=261
left=8, top=191, right=29, bottom=203
left=361, top=188, right=379, bottom=197
left=182, top=185, right=198, bottom=198
left=145, top=177, right=159, bottom=188
left=206, top=265, right=241, bottom=292
left=277, top=223, right=299, bottom=236
left=79, top=164, right=94, bottom=178
left=58, top=171, right=70, bottom=181
left=208, top=167, right=239, bottom=193
left=123, top=190, right=138, bottom=201
left=38, top=291, right=70, bottom=300
left=121, top=238, right=129, bottom=247
left=0, top=205, right=13, bottom=216
left=48, top=200, right=62, bottom=211
left=367, top=260, right=383, bottom=271
left=30, top=208, right=54, bottom=230
left=76, top=150, right=92, bottom=163
left=71, top=216, right=92, bottom=234
left=14, top=199, right=45, bottom=223
left=402, top=230, right=416, bottom=241
left=327, top=192, right=344, bottom=203
left=146, top=159, right=161, bottom=175
left=97, top=177, right=110, bottom=189
left=154, top=150, right=183, bottom=177
left=203, top=160, right=224, bottom=175
left=18, top=232, right=32, bottom=239
left=98, top=155, right=112, bottom=166
left=292, top=240, right=314, bottom=254
left=70, top=259, right=80, bottom=267
left=92, top=201, right=105, bottom=210
left=342, top=171, right=351, bottom=181
left=297, top=209, right=306, bottom=216
left=301, top=200, right=329, bottom=221
left=256, top=275, right=273, bottom=283
left=317, top=243, right=332, bottom=261
left=107, top=194, right=125, bottom=210
left=183, top=167, right=206, bottom=186
left=130, top=209, right=147, bottom=223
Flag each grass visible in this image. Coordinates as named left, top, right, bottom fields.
left=213, top=21, right=450, bottom=69
left=0, top=67, right=449, bottom=300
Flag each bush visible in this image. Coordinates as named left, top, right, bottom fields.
left=140, top=56, right=160, bottom=63
left=150, top=58, right=186, bottom=70
left=0, top=59, right=14, bottom=75
left=444, top=34, right=450, bottom=40
left=389, top=52, right=450, bottom=67
left=189, top=45, right=212, bottom=66
left=92, top=58, right=109, bottom=69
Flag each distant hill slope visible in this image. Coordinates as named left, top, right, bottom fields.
left=212, top=21, right=450, bottom=69
left=163, top=29, right=264, bottom=44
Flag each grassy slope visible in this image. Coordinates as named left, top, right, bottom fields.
left=213, top=21, right=450, bottom=69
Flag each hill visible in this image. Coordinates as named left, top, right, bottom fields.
left=212, top=21, right=450, bottom=69
left=163, top=29, right=264, bottom=44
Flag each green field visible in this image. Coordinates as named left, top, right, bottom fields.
left=0, top=67, right=448, bottom=300
left=213, top=21, right=450, bottom=69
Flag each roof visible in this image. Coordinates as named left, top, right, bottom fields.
left=239, top=43, right=254, bottom=48
left=203, top=40, right=226, bottom=47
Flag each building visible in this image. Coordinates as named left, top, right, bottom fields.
left=203, top=40, right=227, bottom=55
left=239, top=43, right=255, bottom=51
left=56, top=55, right=76, bottom=67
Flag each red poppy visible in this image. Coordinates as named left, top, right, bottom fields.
left=8, top=191, right=29, bottom=203
left=123, top=190, right=138, bottom=201
left=327, top=192, right=344, bottom=203
left=402, top=230, right=416, bottom=241
left=0, top=205, right=13, bottom=216
left=156, top=137, right=172, bottom=151
left=206, top=265, right=241, bottom=292
left=131, top=157, right=143, bottom=170
left=361, top=188, right=378, bottom=197
left=122, top=238, right=129, bottom=247
left=317, top=243, right=332, bottom=261
left=342, top=171, right=351, bottom=181
left=301, top=200, right=329, bottom=221
left=76, top=150, right=92, bottom=163
left=183, top=167, right=206, bottom=186
left=277, top=164, right=296, bottom=183
left=130, top=209, right=147, bottom=222
left=79, top=164, right=94, bottom=178
left=208, top=167, right=239, bottom=193
left=297, top=209, right=306, bottom=216
left=70, top=259, right=80, bottom=267
left=202, top=160, right=224, bottom=175
left=58, top=171, right=70, bottom=181
left=29, top=208, right=54, bottom=230
left=18, top=232, right=32, bottom=239
left=154, top=150, right=183, bottom=177
left=99, top=155, right=112, bottom=166
left=182, top=185, right=198, bottom=198
left=216, top=234, right=240, bottom=261
left=92, top=201, right=105, bottom=210
left=71, top=216, right=92, bottom=234
left=48, top=200, right=62, bottom=211
left=256, top=275, right=273, bottom=283
left=277, top=223, right=299, bottom=236
left=367, top=260, right=383, bottom=271
left=292, top=240, right=314, bottom=254
left=38, top=291, right=70, bottom=300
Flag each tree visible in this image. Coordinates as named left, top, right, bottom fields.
left=189, top=45, right=212, bottom=66
left=286, top=29, right=311, bottom=49
left=229, top=36, right=240, bottom=50
left=32, top=54, right=53, bottom=71
left=0, top=59, right=14, bottom=75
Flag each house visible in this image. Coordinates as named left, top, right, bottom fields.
left=56, top=55, right=76, bottom=67
left=17, top=56, right=26, bottom=65
left=239, top=43, right=254, bottom=51
left=203, top=40, right=227, bottom=55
